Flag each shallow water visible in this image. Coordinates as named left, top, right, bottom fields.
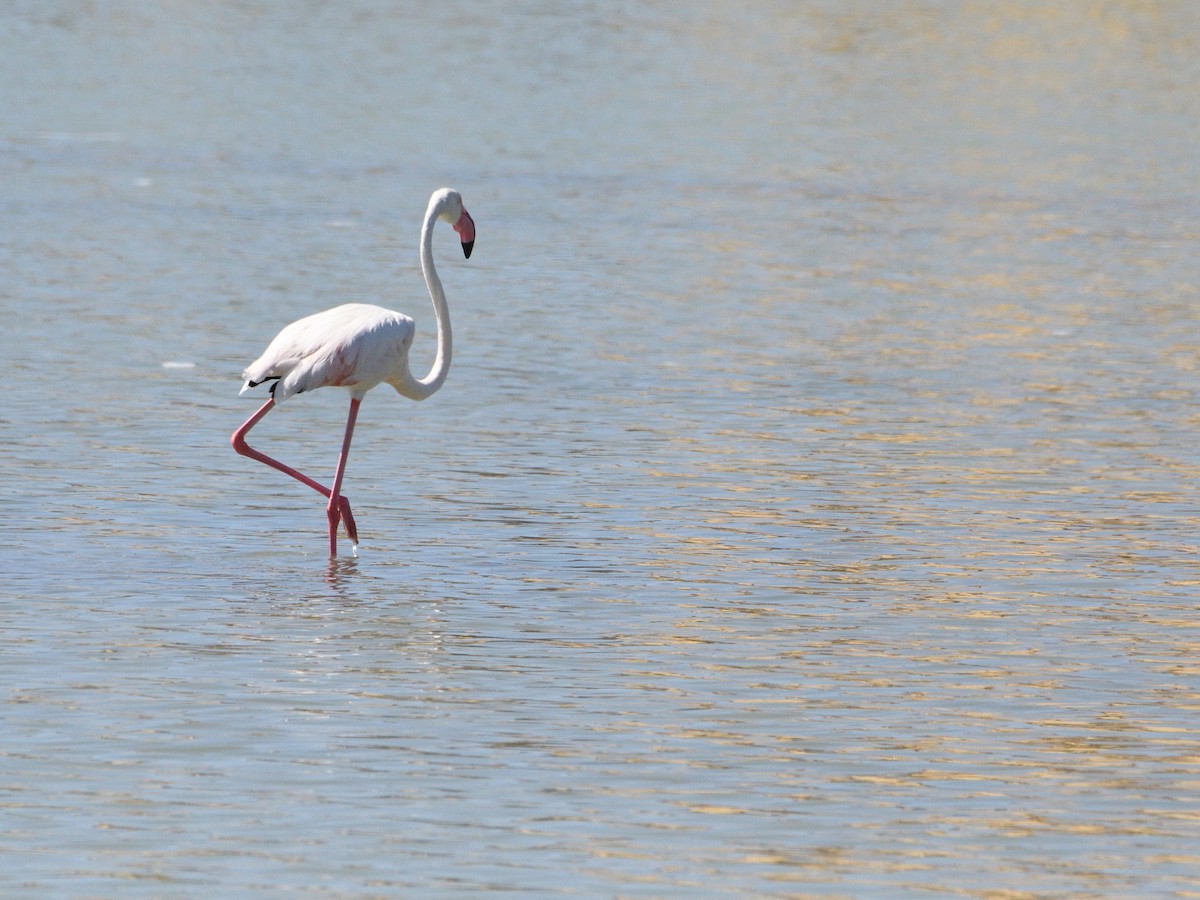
left=3, top=2, right=1200, bottom=896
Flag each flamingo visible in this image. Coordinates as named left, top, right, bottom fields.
left=231, top=187, right=475, bottom=556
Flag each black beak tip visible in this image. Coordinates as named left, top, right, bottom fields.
left=462, top=241, right=474, bottom=259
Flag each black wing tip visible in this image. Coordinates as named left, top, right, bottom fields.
left=248, top=376, right=281, bottom=396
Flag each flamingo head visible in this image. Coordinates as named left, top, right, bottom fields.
left=432, top=188, right=475, bottom=259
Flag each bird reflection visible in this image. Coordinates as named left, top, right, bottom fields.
left=324, top=554, right=361, bottom=593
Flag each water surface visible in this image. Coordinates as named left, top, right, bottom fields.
left=2, top=2, right=1199, bottom=896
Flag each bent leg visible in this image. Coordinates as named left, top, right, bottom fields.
left=232, top=397, right=333, bottom=498
left=232, top=396, right=360, bottom=552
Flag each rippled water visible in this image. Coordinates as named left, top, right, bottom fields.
left=3, top=2, right=1199, bottom=896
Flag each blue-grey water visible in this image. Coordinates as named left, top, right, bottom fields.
left=3, top=3, right=1199, bottom=896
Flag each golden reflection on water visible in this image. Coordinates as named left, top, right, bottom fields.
left=591, top=24, right=1200, bottom=874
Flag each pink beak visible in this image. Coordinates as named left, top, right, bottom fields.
left=453, top=208, right=475, bottom=258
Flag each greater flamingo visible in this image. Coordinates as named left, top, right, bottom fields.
left=231, top=187, right=475, bottom=556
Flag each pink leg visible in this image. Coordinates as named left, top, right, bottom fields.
left=231, top=396, right=360, bottom=555
left=325, top=398, right=361, bottom=557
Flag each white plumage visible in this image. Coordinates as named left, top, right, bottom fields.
left=240, top=303, right=416, bottom=403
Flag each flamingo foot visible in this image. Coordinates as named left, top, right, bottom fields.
left=325, top=496, right=359, bottom=556
left=339, top=496, right=359, bottom=545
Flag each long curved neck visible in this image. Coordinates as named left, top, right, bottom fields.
left=399, top=205, right=452, bottom=401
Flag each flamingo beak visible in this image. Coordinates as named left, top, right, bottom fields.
left=453, top=208, right=475, bottom=259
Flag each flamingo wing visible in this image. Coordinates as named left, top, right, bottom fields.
left=241, top=304, right=415, bottom=403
